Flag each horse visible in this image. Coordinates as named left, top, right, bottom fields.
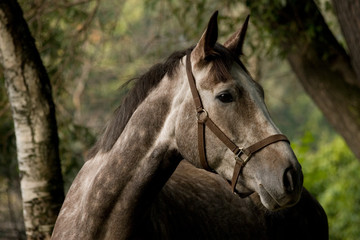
left=52, top=11, right=311, bottom=239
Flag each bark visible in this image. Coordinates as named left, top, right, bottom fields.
left=246, top=0, right=360, bottom=159
left=0, top=0, right=64, bottom=239
left=332, top=0, right=360, bottom=82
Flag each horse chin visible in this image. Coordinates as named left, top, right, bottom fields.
left=234, top=183, right=283, bottom=211
left=257, top=184, right=282, bottom=211
left=257, top=184, right=299, bottom=211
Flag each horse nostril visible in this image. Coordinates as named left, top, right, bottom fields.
left=283, top=167, right=297, bottom=193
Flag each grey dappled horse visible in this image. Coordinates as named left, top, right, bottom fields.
left=52, top=12, right=327, bottom=239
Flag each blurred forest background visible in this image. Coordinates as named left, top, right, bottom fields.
left=0, top=0, right=359, bottom=239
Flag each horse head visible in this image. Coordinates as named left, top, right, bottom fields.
left=175, top=11, right=303, bottom=210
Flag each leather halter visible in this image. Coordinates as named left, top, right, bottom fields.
left=185, top=52, right=290, bottom=193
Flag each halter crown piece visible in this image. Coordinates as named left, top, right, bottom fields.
left=185, top=52, right=290, bottom=193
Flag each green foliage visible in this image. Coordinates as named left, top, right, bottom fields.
left=242, top=0, right=344, bottom=59
left=19, top=0, right=98, bottom=93
left=293, top=133, right=360, bottom=240
left=261, top=54, right=359, bottom=240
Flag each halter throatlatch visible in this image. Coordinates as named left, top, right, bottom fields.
left=185, top=52, right=290, bottom=193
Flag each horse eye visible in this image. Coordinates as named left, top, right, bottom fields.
left=216, top=92, right=234, bottom=103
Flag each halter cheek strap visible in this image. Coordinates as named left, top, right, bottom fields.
left=185, top=52, right=290, bottom=193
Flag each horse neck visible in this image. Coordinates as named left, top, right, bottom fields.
left=52, top=61, right=188, bottom=239
left=110, top=59, right=189, bottom=171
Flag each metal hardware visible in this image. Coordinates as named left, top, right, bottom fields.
left=196, top=109, right=208, bottom=123
left=235, top=148, right=252, bottom=164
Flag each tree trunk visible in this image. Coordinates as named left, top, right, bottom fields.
left=332, top=0, right=360, bottom=82
left=0, top=1, right=64, bottom=239
left=246, top=0, right=360, bottom=159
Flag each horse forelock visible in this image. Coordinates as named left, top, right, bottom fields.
left=87, top=48, right=190, bottom=160
left=199, top=43, right=249, bottom=85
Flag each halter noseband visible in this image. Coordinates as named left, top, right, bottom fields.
left=185, top=52, right=290, bottom=193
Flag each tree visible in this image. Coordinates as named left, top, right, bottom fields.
left=0, top=0, right=64, bottom=239
left=332, top=0, right=360, bottom=82
left=244, top=0, right=360, bottom=159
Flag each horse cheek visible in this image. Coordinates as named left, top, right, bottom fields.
left=174, top=102, right=200, bottom=167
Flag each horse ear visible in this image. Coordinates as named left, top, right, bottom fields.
left=224, top=15, right=250, bottom=57
left=192, top=11, right=218, bottom=61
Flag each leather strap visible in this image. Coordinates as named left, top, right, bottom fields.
left=186, top=53, right=204, bottom=112
left=186, top=52, right=290, bottom=193
left=186, top=53, right=211, bottom=170
left=197, top=119, right=210, bottom=170
left=230, top=134, right=289, bottom=192
left=186, top=53, right=242, bottom=168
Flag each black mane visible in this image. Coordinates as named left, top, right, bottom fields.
left=87, top=48, right=190, bottom=159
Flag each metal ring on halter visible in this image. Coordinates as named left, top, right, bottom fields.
left=197, top=109, right=208, bottom=123
left=235, top=148, right=251, bottom=165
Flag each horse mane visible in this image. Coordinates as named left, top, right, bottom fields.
left=87, top=44, right=241, bottom=160
left=87, top=48, right=191, bottom=159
